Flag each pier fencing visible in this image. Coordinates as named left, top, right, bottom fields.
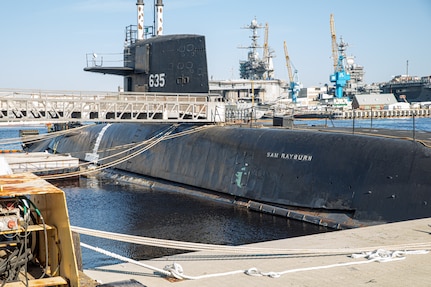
left=338, top=109, right=431, bottom=119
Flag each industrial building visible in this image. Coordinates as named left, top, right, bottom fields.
left=352, top=93, right=398, bottom=110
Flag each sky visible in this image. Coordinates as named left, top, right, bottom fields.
left=0, top=0, right=430, bottom=91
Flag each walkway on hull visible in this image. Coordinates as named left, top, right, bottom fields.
left=82, top=218, right=431, bottom=287
left=0, top=89, right=225, bottom=123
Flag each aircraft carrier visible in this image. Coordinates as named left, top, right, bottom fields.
left=380, top=75, right=431, bottom=103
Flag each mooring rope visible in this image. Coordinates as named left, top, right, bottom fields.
left=39, top=124, right=178, bottom=179
left=0, top=123, right=215, bottom=180
left=80, top=240, right=429, bottom=280
left=34, top=124, right=214, bottom=179
left=71, top=226, right=431, bottom=256
left=0, top=124, right=95, bottom=146
left=80, top=242, right=171, bottom=277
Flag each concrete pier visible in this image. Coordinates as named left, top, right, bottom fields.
left=83, top=218, right=431, bottom=286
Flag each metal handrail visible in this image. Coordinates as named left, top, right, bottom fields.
left=0, top=89, right=225, bottom=123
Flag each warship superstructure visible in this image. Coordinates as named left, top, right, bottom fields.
left=238, top=18, right=274, bottom=81
left=209, top=18, right=287, bottom=106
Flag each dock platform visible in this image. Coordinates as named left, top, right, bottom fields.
left=84, top=218, right=431, bottom=286
left=1, top=152, right=79, bottom=175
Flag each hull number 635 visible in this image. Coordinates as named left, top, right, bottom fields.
left=149, top=73, right=166, bottom=88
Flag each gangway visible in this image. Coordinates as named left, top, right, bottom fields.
left=0, top=89, right=225, bottom=123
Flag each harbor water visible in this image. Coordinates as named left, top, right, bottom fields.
left=295, top=116, right=431, bottom=132
left=1, top=117, right=430, bottom=269
left=0, top=125, right=48, bottom=150
left=57, top=177, right=328, bottom=269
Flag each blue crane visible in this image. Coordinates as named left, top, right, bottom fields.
left=329, top=14, right=350, bottom=98
left=283, top=41, right=300, bottom=103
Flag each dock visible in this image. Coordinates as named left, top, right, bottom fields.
left=0, top=151, right=79, bottom=175
left=83, top=218, right=431, bottom=286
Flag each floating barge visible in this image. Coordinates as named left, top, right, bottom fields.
left=1, top=152, right=79, bottom=175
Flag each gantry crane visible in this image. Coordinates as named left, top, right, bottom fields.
left=283, top=41, right=300, bottom=103
left=329, top=14, right=350, bottom=98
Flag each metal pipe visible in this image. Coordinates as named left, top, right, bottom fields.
left=156, top=0, right=164, bottom=36
left=136, top=0, right=145, bottom=40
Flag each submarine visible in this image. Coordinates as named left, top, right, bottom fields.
left=84, top=0, right=209, bottom=95
left=30, top=0, right=431, bottom=229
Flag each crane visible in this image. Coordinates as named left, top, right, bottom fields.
left=330, top=14, right=338, bottom=72
left=262, top=23, right=270, bottom=80
left=262, top=22, right=274, bottom=79
left=283, top=41, right=300, bottom=103
left=263, top=23, right=269, bottom=62
left=329, top=14, right=350, bottom=98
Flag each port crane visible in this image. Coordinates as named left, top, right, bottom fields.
left=283, top=41, right=300, bottom=103
left=262, top=22, right=275, bottom=80
left=263, top=23, right=269, bottom=66
left=263, top=23, right=270, bottom=80
left=329, top=14, right=350, bottom=98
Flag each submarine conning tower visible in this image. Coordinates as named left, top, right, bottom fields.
left=84, top=0, right=209, bottom=93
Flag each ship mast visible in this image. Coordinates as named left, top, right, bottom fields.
left=406, top=60, right=409, bottom=77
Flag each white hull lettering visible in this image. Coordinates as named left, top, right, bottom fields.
left=267, top=152, right=313, bottom=162
left=266, top=152, right=279, bottom=158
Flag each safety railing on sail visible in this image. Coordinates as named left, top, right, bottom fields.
left=85, top=53, right=124, bottom=68
left=124, top=25, right=154, bottom=46
left=0, top=89, right=225, bottom=123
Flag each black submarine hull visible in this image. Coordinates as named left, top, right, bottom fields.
left=32, top=123, right=431, bottom=227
